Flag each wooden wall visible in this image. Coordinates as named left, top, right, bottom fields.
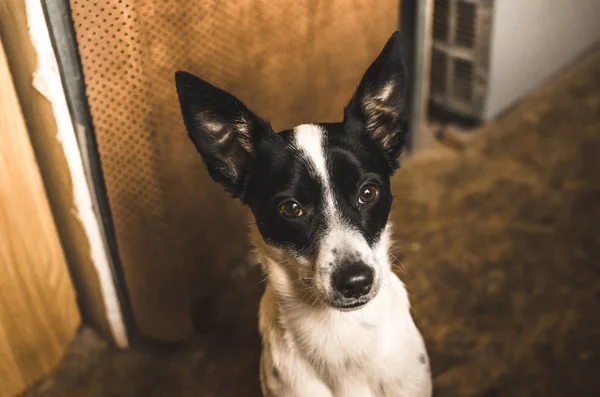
left=0, top=37, right=80, bottom=397
left=0, top=0, right=117, bottom=345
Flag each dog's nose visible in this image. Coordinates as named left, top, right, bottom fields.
left=332, top=263, right=374, bottom=299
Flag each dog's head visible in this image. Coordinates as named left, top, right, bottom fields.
left=176, top=32, right=408, bottom=310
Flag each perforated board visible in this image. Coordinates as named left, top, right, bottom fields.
left=70, top=0, right=399, bottom=341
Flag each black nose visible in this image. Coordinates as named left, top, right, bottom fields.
left=332, top=263, right=374, bottom=299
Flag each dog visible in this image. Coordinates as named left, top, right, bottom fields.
left=175, top=31, right=432, bottom=397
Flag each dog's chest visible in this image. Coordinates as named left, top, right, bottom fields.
left=259, top=279, right=432, bottom=397
left=296, top=310, right=388, bottom=372
left=275, top=321, right=422, bottom=397
left=287, top=301, right=414, bottom=395
left=291, top=325, right=428, bottom=397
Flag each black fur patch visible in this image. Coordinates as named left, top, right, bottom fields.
left=241, top=122, right=394, bottom=258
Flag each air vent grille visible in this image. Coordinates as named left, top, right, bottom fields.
left=456, top=1, right=476, bottom=48
left=453, top=58, right=474, bottom=102
left=430, top=48, right=448, bottom=97
left=433, top=0, right=450, bottom=42
left=429, top=0, right=494, bottom=119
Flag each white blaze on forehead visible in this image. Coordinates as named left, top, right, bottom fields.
left=293, top=124, right=330, bottom=186
left=292, top=124, right=383, bottom=271
left=293, top=124, right=337, bottom=219
left=293, top=125, right=364, bottom=253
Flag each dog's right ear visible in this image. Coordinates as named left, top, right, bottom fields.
left=175, top=71, right=273, bottom=198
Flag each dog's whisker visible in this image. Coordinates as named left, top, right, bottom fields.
left=260, top=273, right=272, bottom=284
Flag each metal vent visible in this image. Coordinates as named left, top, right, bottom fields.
left=433, top=0, right=450, bottom=42
left=456, top=1, right=476, bottom=48
left=453, top=58, right=474, bottom=102
left=430, top=48, right=448, bottom=97
left=429, top=0, right=494, bottom=120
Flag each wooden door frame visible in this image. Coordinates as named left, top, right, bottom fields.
left=0, top=0, right=134, bottom=348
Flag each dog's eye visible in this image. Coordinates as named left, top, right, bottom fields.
left=279, top=200, right=304, bottom=218
left=358, top=184, right=379, bottom=205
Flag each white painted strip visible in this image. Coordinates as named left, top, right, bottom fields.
left=25, top=0, right=128, bottom=348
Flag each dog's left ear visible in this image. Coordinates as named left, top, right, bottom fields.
left=344, top=31, right=409, bottom=170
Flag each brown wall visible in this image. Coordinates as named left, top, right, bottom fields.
left=70, top=0, right=400, bottom=341
left=0, top=37, right=80, bottom=397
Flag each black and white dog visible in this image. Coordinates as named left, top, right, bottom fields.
left=175, top=31, right=431, bottom=397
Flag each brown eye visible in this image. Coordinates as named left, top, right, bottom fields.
left=358, top=184, right=379, bottom=204
left=279, top=200, right=304, bottom=218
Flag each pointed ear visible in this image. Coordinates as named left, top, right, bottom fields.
left=344, top=31, right=409, bottom=169
left=175, top=71, right=272, bottom=198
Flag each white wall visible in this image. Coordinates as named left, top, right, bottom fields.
left=484, top=0, right=600, bottom=119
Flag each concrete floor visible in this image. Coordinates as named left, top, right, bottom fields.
left=22, top=50, right=600, bottom=397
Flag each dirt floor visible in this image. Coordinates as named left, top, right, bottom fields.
left=22, top=50, right=600, bottom=397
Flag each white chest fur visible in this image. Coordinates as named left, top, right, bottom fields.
left=258, top=272, right=432, bottom=397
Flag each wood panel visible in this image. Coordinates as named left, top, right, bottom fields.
left=0, top=0, right=116, bottom=344
left=0, top=37, right=80, bottom=397
left=70, top=0, right=399, bottom=341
